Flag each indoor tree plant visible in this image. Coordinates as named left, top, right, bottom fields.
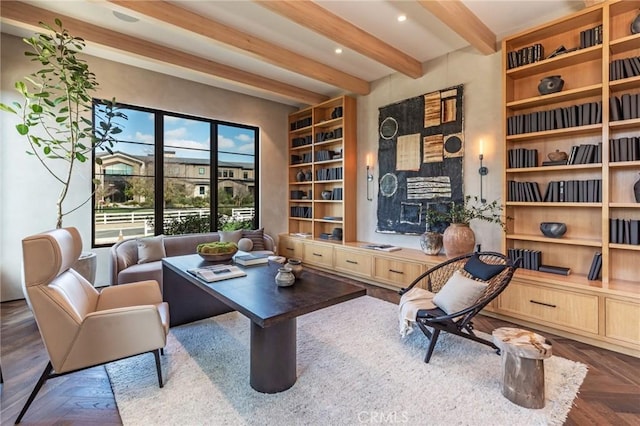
left=429, top=196, right=508, bottom=258
left=0, top=19, right=126, bottom=282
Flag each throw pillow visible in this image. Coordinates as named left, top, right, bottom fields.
left=137, top=235, right=166, bottom=264
left=242, top=228, right=265, bottom=251
left=220, top=230, right=243, bottom=244
left=463, top=254, right=506, bottom=281
left=237, top=237, right=254, bottom=252
left=433, top=270, right=487, bottom=314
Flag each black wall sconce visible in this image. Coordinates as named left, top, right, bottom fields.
left=479, top=141, right=488, bottom=203
left=366, top=154, right=374, bottom=201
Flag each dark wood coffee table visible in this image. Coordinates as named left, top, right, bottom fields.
left=162, top=254, right=365, bottom=393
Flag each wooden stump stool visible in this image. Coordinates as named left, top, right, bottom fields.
left=492, top=327, right=552, bottom=409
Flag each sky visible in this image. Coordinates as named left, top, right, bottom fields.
left=97, top=106, right=256, bottom=163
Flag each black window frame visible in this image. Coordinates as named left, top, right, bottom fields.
left=91, top=100, right=260, bottom=248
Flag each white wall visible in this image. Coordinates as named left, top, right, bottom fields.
left=1, top=33, right=294, bottom=301
left=356, top=47, right=504, bottom=253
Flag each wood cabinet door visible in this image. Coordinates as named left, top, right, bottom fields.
left=373, top=257, right=424, bottom=288
left=303, top=243, right=334, bottom=268
left=334, top=247, right=372, bottom=278
left=605, top=298, right=640, bottom=345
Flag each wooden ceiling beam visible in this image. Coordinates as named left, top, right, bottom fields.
left=417, top=0, right=497, bottom=55
left=257, top=0, right=424, bottom=79
left=0, top=1, right=328, bottom=105
left=107, top=0, right=369, bottom=95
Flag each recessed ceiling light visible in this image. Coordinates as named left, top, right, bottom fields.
left=397, top=15, right=407, bottom=22
left=113, top=10, right=139, bottom=23
left=335, top=48, right=343, bottom=54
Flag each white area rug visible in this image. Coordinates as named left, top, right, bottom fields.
left=106, top=296, right=587, bottom=425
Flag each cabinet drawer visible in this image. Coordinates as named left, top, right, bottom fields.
left=279, top=237, right=303, bottom=259
left=605, top=298, right=640, bottom=345
left=334, top=248, right=372, bottom=278
left=498, top=282, right=598, bottom=334
left=303, top=243, right=334, bottom=268
left=373, top=257, right=424, bottom=288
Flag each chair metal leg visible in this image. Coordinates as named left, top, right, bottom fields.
left=15, top=362, right=53, bottom=424
left=423, top=329, right=441, bottom=364
left=153, top=350, right=163, bottom=388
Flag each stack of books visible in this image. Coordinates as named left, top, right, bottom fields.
left=187, top=265, right=246, bottom=282
left=234, top=253, right=270, bottom=266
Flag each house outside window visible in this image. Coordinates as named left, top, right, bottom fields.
left=92, top=101, right=259, bottom=246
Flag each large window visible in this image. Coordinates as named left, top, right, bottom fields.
left=92, top=102, right=258, bottom=246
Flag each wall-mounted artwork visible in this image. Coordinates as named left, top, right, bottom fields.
left=376, top=85, right=464, bottom=235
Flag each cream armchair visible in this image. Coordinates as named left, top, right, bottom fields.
left=16, top=227, right=169, bottom=424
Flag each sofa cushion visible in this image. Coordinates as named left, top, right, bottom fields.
left=137, top=235, right=166, bottom=264
left=117, top=261, right=163, bottom=289
left=237, top=237, right=253, bottom=252
left=220, top=230, right=243, bottom=244
left=242, top=228, right=265, bottom=251
left=163, top=232, right=220, bottom=257
left=463, top=254, right=506, bottom=281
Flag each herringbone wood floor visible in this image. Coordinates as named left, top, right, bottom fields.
left=1, top=281, right=639, bottom=425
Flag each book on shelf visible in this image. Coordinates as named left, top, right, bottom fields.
left=538, top=265, right=571, bottom=276
left=188, top=264, right=247, bottom=282
left=291, top=232, right=312, bottom=238
left=234, top=253, right=270, bottom=266
left=587, top=252, right=602, bottom=281
left=361, top=244, right=402, bottom=252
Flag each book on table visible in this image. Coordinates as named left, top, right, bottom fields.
left=361, top=244, right=402, bottom=252
left=188, top=264, right=247, bottom=282
left=234, top=253, right=270, bottom=266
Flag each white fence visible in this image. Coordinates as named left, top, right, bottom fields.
left=95, top=207, right=255, bottom=226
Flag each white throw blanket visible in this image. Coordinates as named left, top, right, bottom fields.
left=398, top=287, right=436, bottom=337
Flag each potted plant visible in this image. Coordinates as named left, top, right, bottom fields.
left=0, top=19, right=126, bottom=283
left=429, top=196, right=508, bottom=258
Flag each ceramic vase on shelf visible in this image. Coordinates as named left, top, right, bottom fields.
left=419, top=231, right=443, bottom=255
left=634, top=173, right=640, bottom=203
left=296, top=170, right=305, bottom=182
left=442, top=223, right=475, bottom=258
left=537, top=75, right=564, bottom=95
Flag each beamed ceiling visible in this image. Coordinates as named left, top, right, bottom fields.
left=1, top=1, right=591, bottom=107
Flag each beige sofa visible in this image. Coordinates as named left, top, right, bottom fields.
left=110, top=231, right=275, bottom=288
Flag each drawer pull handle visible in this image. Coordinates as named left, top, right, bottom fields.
left=346, top=260, right=358, bottom=264
left=313, top=253, right=323, bottom=257
left=530, top=300, right=556, bottom=308
left=389, top=269, right=404, bottom=275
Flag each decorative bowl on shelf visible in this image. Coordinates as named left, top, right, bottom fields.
left=196, top=242, right=238, bottom=262
left=539, top=222, right=567, bottom=238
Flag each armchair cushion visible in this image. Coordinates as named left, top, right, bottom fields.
left=137, top=235, right=166, bottom=264
left=463, top=253, right=506, bottom=281
left=432, top=270, right=487, bottom=314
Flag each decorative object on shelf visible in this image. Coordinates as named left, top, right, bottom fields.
left=332, top=227, right=343, bottom=240
left=366, top=153, right=374, bottom=201
left=537, top=75, right=564, bottom=95
left=632, top=12, right=640, bottom=34
left=545, top=45, right=567, bottom=59
left=419, top=231, right=443, bottom=255
left=275, top=267, right=295, bottom=287
left=634, top=173, right=640, bottom=203
left=442, top=223, right=476, bottom=258
left=429, top=196, right=508, bottom=258
left=304, top=170, right=313, bottom=181
left=547, top=150, right=568, bottom=162
left=539, top=222, right=567, bottom=238
left=321, top=190, right=332, bottom=200
left=478, top=139, right=489, bottom=203
left=285, top=258, right=303, bottom=278
left=296, top=170, right=305, bottom=182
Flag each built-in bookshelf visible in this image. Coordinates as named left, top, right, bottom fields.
left=498, top=0, right=639, bottom=356
left=287, top=95, right=356, bottom=242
